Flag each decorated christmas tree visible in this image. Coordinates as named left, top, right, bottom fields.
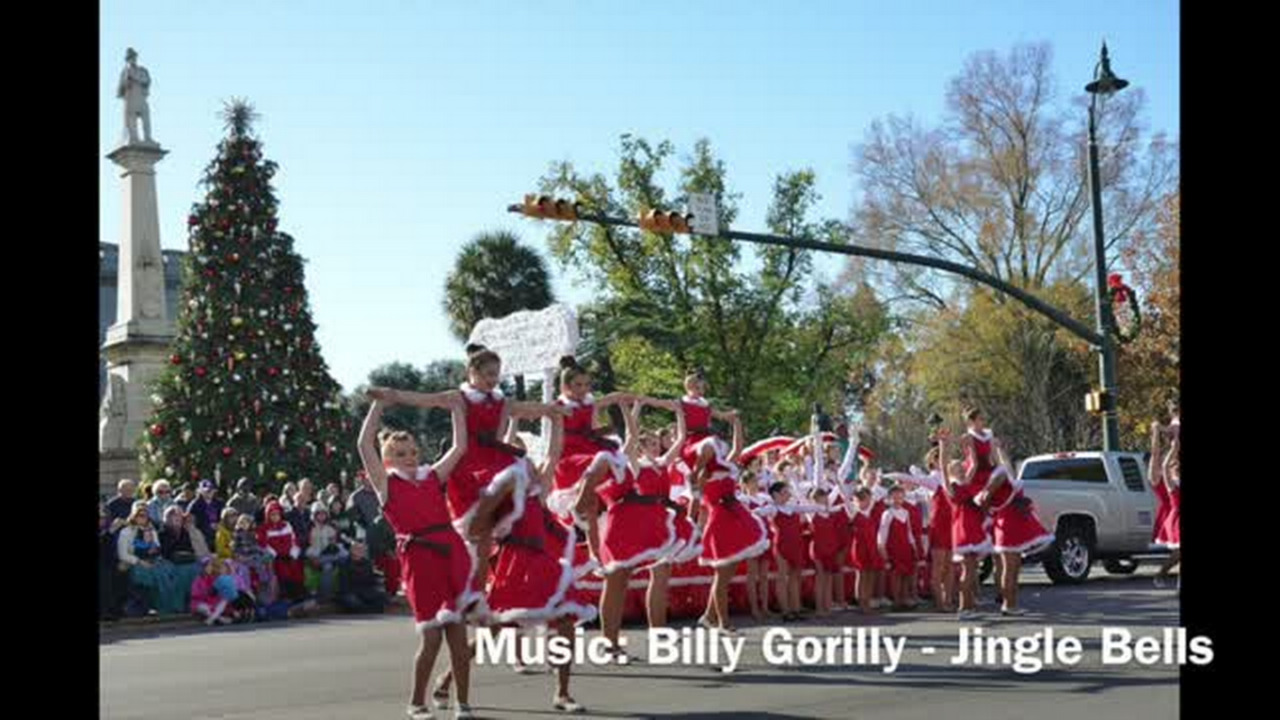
left=140, top=101, right=356, bottom=492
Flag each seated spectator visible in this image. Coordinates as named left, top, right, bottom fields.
left=106, top=479, right=137, bottom=523
left=216, top=507, right=239, bottom=560
left=147, top=480, right=175, bottom=526
left=117, top=501, right=185, bottom=615
left=257, top=501, right=305, bottom=602
left=190, top=557, right=234, bottom=626
left=228, top=477, right=261, bottom=522
left=99, top=502, right=124, bottom=621
left=329, top=497, right=358, bottom=547
left=233, top=514, right=278, bottom=604
left=176, top=482, right=196, bottom=506
left=279, top=482, right=299, bottom=513
left=287, top=479, right=315, bottom=548
left=336, top=542, right=387, bottom=615
left=160, top=507, right=206, bottom=606
left=347, top=472, right=399, bottom=595
left=306, top=502, right=348, bottom=602
left=187, top=479, right=225, bottom=548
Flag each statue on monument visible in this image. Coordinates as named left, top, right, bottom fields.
left=117, top=48, right=155, bottom=146
left=100, top=374, right=128, bottom=450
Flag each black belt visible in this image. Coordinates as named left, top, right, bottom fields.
left=619, top=492, right=666, bottom=507
left=543, top=515, right=568, bottom=543
left=566, top=427, right=619, bottom=452
left=476, top=431, right=527, bottom=458
left=710, top=493, right=739, bottom=509
left=396, top=523, right=455, bottom=556
left=499, top=534, right=544, bottom=551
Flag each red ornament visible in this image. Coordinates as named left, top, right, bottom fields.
left=220, top=218, right=231, bottom=230
left=150, top=424, right=165, bottom=438
left=195, top=366, right=208, bottom=377
left=229, top=253, right=241, bottom=264
left=253, top=399, right=262, bottom=414
left=170, top=354, right=183, bottom=365
left=222, top=446, right=233, bottom=457
left=188, top=215, right=199, bottom=227
left=203, top=268, right=216, bottom=278
left=268, top=367, right=279, bottom=377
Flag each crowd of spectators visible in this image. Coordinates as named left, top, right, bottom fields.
left=99, top=472, right=398, bottom=625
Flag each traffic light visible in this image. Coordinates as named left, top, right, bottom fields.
left=520, top=194, right=580, bottom=221
left=639, top=209, right=694, bottom=234
left=1085, top=390, right=1109, bottom=415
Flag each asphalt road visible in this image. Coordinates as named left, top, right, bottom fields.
left=101, top=567, right=1180, bottom=719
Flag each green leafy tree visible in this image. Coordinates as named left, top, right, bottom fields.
left=444, top=230, right=554, bottom=399
left=535, top=135, right=889, bottom=436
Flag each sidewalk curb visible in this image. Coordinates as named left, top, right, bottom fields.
left=99, top=598, right=411, bottom=638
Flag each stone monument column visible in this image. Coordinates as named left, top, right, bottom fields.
left=100, top=48, right=174, bottom=493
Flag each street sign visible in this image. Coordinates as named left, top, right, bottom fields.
left=688, top=193, right=719, bottom=236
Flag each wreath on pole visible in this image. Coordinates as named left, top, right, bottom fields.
left=1107, top=273, right=1141, bottom=344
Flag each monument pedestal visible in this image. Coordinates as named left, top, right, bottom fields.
left=99, top=449, right=140, bottom=499
left=100, top=139, right=173, bottom=480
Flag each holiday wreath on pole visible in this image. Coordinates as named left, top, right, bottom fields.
left=1107, top=273, right=1142, bottom=344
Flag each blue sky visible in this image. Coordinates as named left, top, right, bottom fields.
left=100, top=1, right=1179, bottom=392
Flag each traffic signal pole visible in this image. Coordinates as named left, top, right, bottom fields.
left=511, top=203, right=1105, bottom=348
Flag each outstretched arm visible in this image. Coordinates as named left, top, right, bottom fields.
left=357, top=400, right=389, bottom=502
left=1163, top=435, right=1180, bottom=489
left=431, top=394, right=469, bottom=483
left=635, top=396, right=680, bottom=413
left=658, top=406, right=687, bottom=467
left=510, top=401, right=572, bottom=420
left=726, top=412, right=745, bottom=463
left=1148, top=422, right=1164, bottom=488
left=593, top=392, right=634, bottom=410
left=370, top=387, right=457, bottom=410
left=622, top=401, right=642, bottom=461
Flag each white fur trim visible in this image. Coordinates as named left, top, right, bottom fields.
left=546, top=450, right=627, bottom=518
left=697, top=508, right=770, bottom=568
left=573, top=555, right=600, bottom=581
left=450, top=460, right=531, bottom=540
left=487, top=513, right=579, bottom=626
left=415, top=609, right=465, bottom=633
left=387, top=464, right=432, bottom=482
left=993, top=532, right=1056, bottom=556
left=967, top=427, right=993, bottom=441
left=681, top=395, right=709, bottom=408
left=460, top=383, right=504, bottom=403
left=951, top=539, right=993, bottom=561
left=600, top=508, right=680, bottom=575
left=547, top=600, right=598, bottom=626
left=557, top=393, right=595, bottom=409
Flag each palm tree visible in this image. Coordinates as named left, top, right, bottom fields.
left=444, top=231, right=555, bottom=398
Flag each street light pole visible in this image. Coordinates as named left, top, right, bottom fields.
left=1085, top=41, right=1129, bottom=452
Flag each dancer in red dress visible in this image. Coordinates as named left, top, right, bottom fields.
left=631, top=405, right=694, bottom=629
left=877, top=485, right=920, bottom=610
left=765, top=481, right=805, bottom=621
left=643, top=370, right=769, bottom=632
left=978, top=427, right=1054, bottom=616
left=381, top=346, right=566, bottom=600
left=434, top=412, right=595, bottom=715
left=807, top=485, right=843, bottom=617
left=596, top=400, right=683, bottom=653
left=545, top=356, right=632, bottom=561
left=845, top=487, right=884, bottom=614
left=942, top=409, right=995, bottom=619
left=358, top=392, right=476, bottom=720
left=1151, top=414, right=1181, bottom=590
left=886, top=452, right=956, bottom=611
